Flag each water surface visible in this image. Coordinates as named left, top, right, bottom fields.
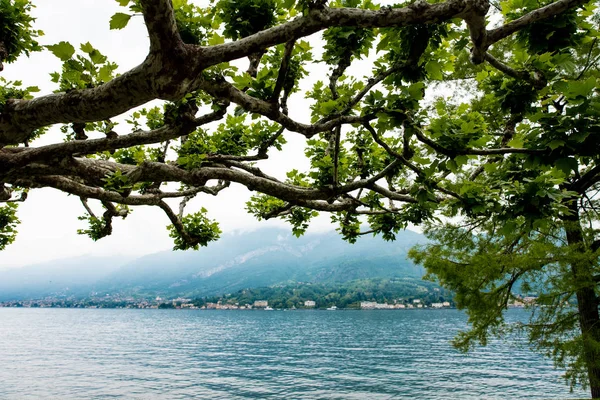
left=0, top=308, right=588, bottom=399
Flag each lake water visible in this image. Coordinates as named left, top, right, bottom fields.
left=0, top=308, right=589, bottom=399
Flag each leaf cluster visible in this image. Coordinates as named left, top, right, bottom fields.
left=168, top=208, right=221, bottom=250
left=0, top=203, right=19, bottom=250
left=0, top=0, right=43, bottom=63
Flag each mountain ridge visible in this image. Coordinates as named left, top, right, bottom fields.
left=0, top=228, right=427, bottom=301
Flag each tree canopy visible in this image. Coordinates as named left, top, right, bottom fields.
left=1, top=0, right=600, bottom=395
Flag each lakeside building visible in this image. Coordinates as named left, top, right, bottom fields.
left=509, top=296, right=538, bottom=308
left=360, top=301, right=411, bottom=309
left=304, top=300, right=316, bottom=307
left=254, top=300, right=268, bottom=308
left=360, top=301, right=377, bottom=309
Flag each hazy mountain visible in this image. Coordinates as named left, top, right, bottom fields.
left=98, top=228, right=426, bottom=298
left=0, top=255, right=132, bottom=301
left=1, top=228, right=427, bottom=301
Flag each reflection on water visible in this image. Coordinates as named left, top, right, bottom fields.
left=0, top=308, right=588, bottom=399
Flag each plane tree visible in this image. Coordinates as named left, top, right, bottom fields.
left=1, top=0, right=599, bottom=395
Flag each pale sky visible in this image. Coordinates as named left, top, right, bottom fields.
left=0, top=0, right=355, bottom=267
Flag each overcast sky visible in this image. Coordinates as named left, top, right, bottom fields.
left=1, top=0, right=370, bottom=267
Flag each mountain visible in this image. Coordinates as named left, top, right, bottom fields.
left=98, top=227, right=426, bottom=298
left=0, top=255, right=132, bottom=301
left=0, top=228, right=427, bottom=301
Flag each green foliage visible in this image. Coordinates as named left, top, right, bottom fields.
left=48, top=42, right=118, bottom=91
left=168, top=208, right=221, bottom=250
left=111, top=0, right=213, bottom=44
left=246, top=194, right=287, bottom=219
left=409, top=218, right=600, bottom=389
left=110, top=0, right=141, bottom=31
left=0, top=0, right=43, bottom=63
left=234, top=42, right=313, bottom=100
left=287, top=207, right=319, bottom=237
left=112, top=146, right=147, bottom=165
left=426, top=104, right=489, bottom=151
left=503, top=0, right=584, bottom=55
left=195, top=278, right=454, bottom=310
left=0, top=77, right=42, bottom=141
left=322, top=1, right=375, bottom=65
left=483, top=74, right=538, bottom=114
left=172, top=0, right=214, bottom=45
left=367, top=212, right=407, bottom=241
left=177, top=116, right=285, bottom=169
left=246, top=193, right=317, bottom=237
left=0, top=76, right=38, bottom=112
left=77, top=214, right=108, bottom=241
left=109, top=13, right=132, bottom=30
left=377, top=21, right=451, bottom=83
left=331, top=211, right=361, bottom=243
left=102, top=169, right=132, bottom=194
left=0, top=203, right=19, bottom=250
left=217, top=0, right=279, bottom=40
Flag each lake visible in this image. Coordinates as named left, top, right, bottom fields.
left=0, top=308, right=589, bottom=399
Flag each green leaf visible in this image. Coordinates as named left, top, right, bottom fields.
left=555, top=157, right=578, bottom=174
left=80, top=42, right=94, bottom=54
left=46, top=41, right=75, bottom=61
left=208, top=33, right=225, bottom=46
left=447, top=159, right=458, bottom=173
left=110, top=13, right=131, bottom=30
left=88, top=49, right=107, bottom=65
left=548, top=140, right=565, bottom=150
left=475, top=69, right=488, bottom=82
left=98, top=65, right=114, bottom=82
left=507, top=137, right=524, bottom=148
left=567, top=76, right=597, bottom=98
left=407, top=82, right=425, bottom=100
left=425, top=60, right=443, bottom=80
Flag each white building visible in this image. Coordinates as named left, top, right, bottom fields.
left=360, top=301, right=377, bottom=309
left=254, top=300, right=268, bottom=308
left=304, top=300, right=316, bottom=307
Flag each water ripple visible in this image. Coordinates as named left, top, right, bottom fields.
left=0, top=309, right=588, bottom=399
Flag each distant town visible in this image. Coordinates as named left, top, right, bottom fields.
left=0, top=295, right=537, bottom=310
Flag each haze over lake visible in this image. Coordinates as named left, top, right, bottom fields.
left=0, top=308, right=588, bottom=399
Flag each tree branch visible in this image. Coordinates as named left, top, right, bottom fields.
left=486, top=0, right=589, bottom=45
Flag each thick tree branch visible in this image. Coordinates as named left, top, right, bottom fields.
left=484, top=53, right=546, bottom=89
left=201, top=0, right=469, bottom=67
left=0, top=0, right=581, bottom=147
left=412, top=125, right=545, bottom=156
left=140, top=0, right=181, bottom=54
left=462, top=0, right=490, bottom=64
left=271, top=40, right=296, bottom=104
left=0, top=107, right=227, bottom=172
left=571, top=164, right=600, bottom=194
left=198, top=77, right=371, bottom=137
left=486, top=0, right=589, bottom=45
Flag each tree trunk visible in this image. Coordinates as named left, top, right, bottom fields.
left=562, top=204, right=600, bottom=398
